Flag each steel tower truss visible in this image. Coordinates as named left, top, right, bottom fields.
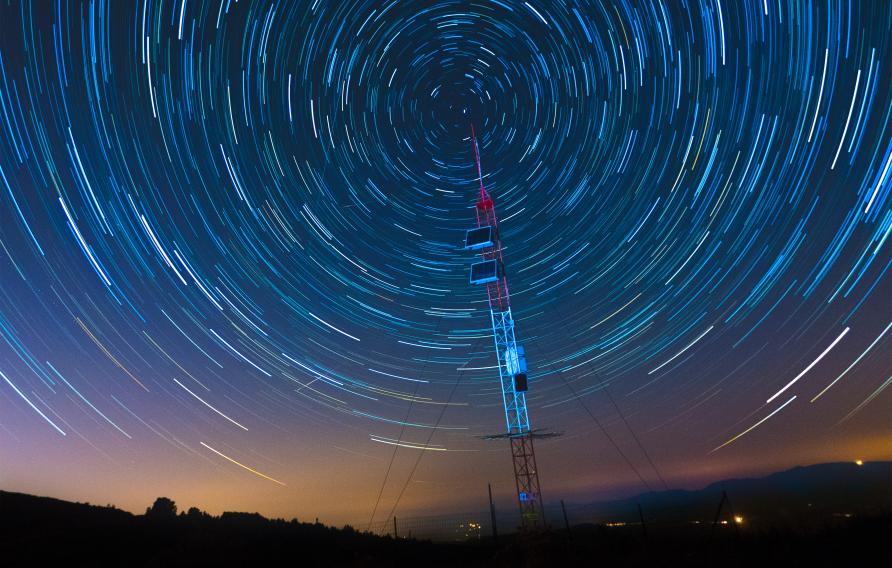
left=463, top=126, right=544, bottom=530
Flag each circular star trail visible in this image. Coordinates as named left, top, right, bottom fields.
left=0, top=1, right=889, bottom=520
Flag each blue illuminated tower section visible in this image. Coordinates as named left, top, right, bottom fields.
left=462, top=125, right=544, bottom=530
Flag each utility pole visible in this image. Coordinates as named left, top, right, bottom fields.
left=637, top=503, right=648, bottom=541
left=561, top=499, right=572, bottom=538
left=488, top=483, right=499, bottom=542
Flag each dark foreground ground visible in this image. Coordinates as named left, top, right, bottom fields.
left=1, top=490, right=890, bottom=567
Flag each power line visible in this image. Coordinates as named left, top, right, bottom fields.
left=366, top=317, right=450, bottom=531
left=528, top=341, right=658, bottom=493
left=539, top=300, right=671, bottom=491
left=599, top=377, right=669, bottom=490
left=382, top=338, right=481, bottom=527
left=366, top=378, right=423, bottom=531
left=567, top=320, right=669, bottom=489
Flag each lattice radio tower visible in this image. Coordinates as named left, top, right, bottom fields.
left=461, top=123, right=547, bottom=530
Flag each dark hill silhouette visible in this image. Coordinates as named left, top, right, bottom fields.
left=566, top=460, right=892, bottom=525
left=1, top=461, right=890, bottom=567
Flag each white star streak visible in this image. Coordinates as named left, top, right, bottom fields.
left=766, top=327, right=850, bottom=404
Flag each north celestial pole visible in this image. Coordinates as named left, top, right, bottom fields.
left=0, top=1, right=889, bottom=526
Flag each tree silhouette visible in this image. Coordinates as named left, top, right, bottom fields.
left=145, top=497, right=177, bottom=518
left=186, top=506, right=207, bottom=519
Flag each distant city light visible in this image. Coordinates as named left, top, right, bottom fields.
left=734, top=515, right=744, bottom=524
left=855, top=459, right=864, bottom=466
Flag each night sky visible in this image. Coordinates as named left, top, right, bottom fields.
left=0, top=1, right=889, bottom=527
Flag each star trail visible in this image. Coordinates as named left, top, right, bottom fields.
left=0, top=1, right=889, bottom=524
